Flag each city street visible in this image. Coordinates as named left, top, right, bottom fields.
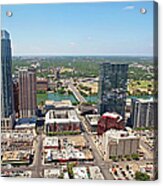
left=31, top=133, right=44, bottom=178
left=78, top=114, right=114, bottom=180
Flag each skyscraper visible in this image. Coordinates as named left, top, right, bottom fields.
left=99, top=63, right=128, bottom=118
left=1, top=30, right=13, bottom=118
left=19, top=68, right=37, bottom=118
left=130, top=98, right=157, bottom=129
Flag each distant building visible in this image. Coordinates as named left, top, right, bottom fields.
left=18, top=68, right=37, bottom=118
left=97, top=112, right=125, bottom=135
left=102, top=129, right=140, bottom=160
left=99, top=63, right=128, bottom=118
left=36, top=77, right=48, bottom=91
left=1, top=30, right=14, bottom=117
left=130, top=98, right=157, bottom=128
left=1, top=115, right=15, bottom=130
left=44, top=100, right=74, bottom=113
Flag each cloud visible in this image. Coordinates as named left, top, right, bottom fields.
left=123, top=6, right=135, bottom=10
left=69, top=42, right=77, bottom=47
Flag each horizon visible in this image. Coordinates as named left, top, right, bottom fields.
left=12, top=54, right=153, bottom=57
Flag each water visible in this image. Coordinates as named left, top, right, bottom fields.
left=37, top=93, right=78, bottom=104
left=85, top=95, right=98, bottom=103
left=37, top=93, right=153, bottom=105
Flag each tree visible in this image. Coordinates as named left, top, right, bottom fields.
left=131, top=153, right=139, bottom=160
left=135, top=171, right=150, bottom=181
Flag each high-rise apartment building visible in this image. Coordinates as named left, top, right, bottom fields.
left=1, top=30, right=13, bottom=118
left=99, top=63, right=128, bottom=117
left=130, top=98, right=157, bottom=128
left=19, top=68, right=37, bottom=118
left=13, top=78, right=19, bottom=115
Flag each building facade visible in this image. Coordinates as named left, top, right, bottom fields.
left=1, top=30, right=13, bottom=118
left=36, top=77, right=48, bottom=91
left=13, top=78, right=19, bottom=116
left=45, top=108, right=81, bottom=134
left=97, top=112, right=125, bottom=135
left=130, top=98, right=157, bottom=128
left=18, top=68, right=37, bottom=118
left=99, top=63, right=128, bottom=118
left=102, top=130, right=140, bottom=160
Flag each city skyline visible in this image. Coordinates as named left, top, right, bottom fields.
left=2, top=1, right=154, bottom=56
left=1, top=1, right=158, bottom=180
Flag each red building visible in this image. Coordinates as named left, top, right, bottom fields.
left=97, top=112, right=125, bottom=135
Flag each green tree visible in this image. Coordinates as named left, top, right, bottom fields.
left=135, top=171, right=150, bottom=181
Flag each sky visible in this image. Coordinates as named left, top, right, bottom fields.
left=1, top=1, right=154, bottom=56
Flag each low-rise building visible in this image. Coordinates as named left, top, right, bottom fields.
left=89, top=166, right=104, bottom=180
left=97, top=112, right=125, bottom=135
left=43, top=136, right=93, bottom=163
left=72, top=167, right=89, bottom=179
left=44, top=169, right=61, bottom=178
left=45, top=108, right=81, bottom=134
left=85, top=114, right=100, bottom=133
left=43, top=137, right=59, bottom=149
left=44, top=100, right=74, bottom=112
left=2, top=150, right=32, bottom=165
left=14, top=117, right=36, bottom=129
left=1, top=170, right=32, bottom=178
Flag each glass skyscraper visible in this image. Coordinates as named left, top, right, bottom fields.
left=1, top=30, right=13, bottom=118
left=99, top=63, right=128, bottom=118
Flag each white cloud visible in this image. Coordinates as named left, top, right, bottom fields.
left=69, top=42, right=76, bottom=47
left=123, top=6, right=135, bottom=10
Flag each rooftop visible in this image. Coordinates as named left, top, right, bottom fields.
left=17, top=117, right=37, bottom=125
left=45, top=109, right=80, bottom=124
left=102, top=112, right=123, bottom=122
left=43, top=137, right=59, bottom=148
left=104, top=129, right=138, bottom=140
left=86, top=114, right=100, bottom=126
left=73, top=167, right=89, bottom=179
left=89, top=166, right=104, bottom=180
left=1, top=30, right=10, bottom=40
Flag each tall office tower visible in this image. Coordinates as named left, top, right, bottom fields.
left=1, top=30, right=13, bottom=118
left=13, top=78, right=19, bottom=116
left=99, top=63, right=128, bottom=118
left=130, top=98, right=157, bottom=129
left=19, top=68, right=37, bottom=118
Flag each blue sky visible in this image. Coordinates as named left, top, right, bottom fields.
left=2, top=1, right=154, bottom=56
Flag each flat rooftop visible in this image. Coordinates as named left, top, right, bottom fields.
left=45, top=109, right=80, bottom=124
left=43, top=137, right=59, bottom=148
left=86, top=114, right=100, bottom=126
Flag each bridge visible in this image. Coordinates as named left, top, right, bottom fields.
left=68, top=81, right=87, bottom=103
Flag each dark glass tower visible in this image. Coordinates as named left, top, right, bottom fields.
left=1, top=30, right=13, bottom=117
left=99, top=63, right=128, bottom=118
